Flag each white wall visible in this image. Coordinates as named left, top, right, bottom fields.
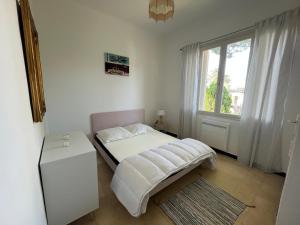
left=30, top=0, right=163, bottom=134
left=281, top=37, right=300, bottom=173
left=0, top=1, right=46, bottom=225
left=276, top=120, right=300, bottom=225
left=160, top=0, right=300, bottom=165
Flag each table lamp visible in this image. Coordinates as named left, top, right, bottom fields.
left=155, top=110, right=166, bottom=131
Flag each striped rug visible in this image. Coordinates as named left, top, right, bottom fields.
left=160, top=178, right=246, bottom=225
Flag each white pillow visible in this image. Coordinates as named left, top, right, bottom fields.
left=96, top=127, right=133, bottom=144
left=124, top=123, right=154, bottom=136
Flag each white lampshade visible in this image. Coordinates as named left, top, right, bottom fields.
left=157, top=110, right=165, bottom=116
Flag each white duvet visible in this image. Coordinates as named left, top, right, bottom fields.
left=111, top=138, right=216, bottom=217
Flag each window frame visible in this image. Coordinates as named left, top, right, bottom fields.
left=198, top=30, right=255, bottom=119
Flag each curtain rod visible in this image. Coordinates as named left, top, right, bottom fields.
left=180, top=25, right=255, bottom=51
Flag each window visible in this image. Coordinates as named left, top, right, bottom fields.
left=198, top=34, right=253, bottom=117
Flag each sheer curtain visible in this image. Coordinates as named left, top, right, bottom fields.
left=179, top=43, right=201, bottom=138
left=239, top=8, right=300, bottom=172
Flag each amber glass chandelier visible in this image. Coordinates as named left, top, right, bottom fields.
left=149, top=0, right=174, bottom=22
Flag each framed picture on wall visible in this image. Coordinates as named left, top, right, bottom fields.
left=104, top=53, right=129, bottom=76
left=18, top=0, right=46, bottom=122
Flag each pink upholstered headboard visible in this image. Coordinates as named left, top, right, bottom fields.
left=91, top=109, right=145, bottom=135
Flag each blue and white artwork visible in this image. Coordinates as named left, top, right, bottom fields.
left=104, top=53, right=129, bottom=76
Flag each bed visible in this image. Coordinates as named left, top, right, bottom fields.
left=90, top=109, right=216, bottom=216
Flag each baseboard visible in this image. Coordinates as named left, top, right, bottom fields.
left=211, top=148, right=287, bottom=177
left=211, top=147, right=238, bottom=159
left=274, top=172, right=286, bottom=177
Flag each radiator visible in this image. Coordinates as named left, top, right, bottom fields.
left=200, top=119, right=230, bottom=151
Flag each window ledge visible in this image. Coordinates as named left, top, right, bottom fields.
left=197, top=111, right=241, bottom=121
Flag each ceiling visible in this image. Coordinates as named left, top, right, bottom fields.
left=74, top=0, right=220, bottom=34
left=74, top=0, right=300, bottom=34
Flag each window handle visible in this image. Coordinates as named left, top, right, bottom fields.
left=288, top=120, right=299, bottom=124
left=287, top=114, right=300, bottom=124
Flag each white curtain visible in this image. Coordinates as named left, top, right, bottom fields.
left=239, top=8, right=300, bottom=172
left=179, top=43, right=201, bottom=138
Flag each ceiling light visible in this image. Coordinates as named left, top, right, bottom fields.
left=149, top=0, right=174, bottom=22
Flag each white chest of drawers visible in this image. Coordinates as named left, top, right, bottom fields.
left=40, top=131, right=99, bottom=225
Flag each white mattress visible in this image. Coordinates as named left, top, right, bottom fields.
left=102, top=130, right=177, bottom=162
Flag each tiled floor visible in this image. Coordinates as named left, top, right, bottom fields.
left=70, top=153, right=284, bottom=225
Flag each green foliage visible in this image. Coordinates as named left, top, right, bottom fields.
left=221, top=85, right=232, bottom=113
left=205, top=80, right=232, bottom=113
left=226, top=39, right=251, bottom=58
left=204, top=80, right=217, bottom=112
left=211, top=39, right=251, bottom=58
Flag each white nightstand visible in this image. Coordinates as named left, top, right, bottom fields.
left=40, top=131, right=99, bottom=225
